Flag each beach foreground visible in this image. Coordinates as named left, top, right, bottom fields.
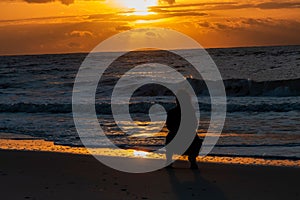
left=1, top=150, right=299, bottom=200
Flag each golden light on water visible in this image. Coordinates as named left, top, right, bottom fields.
left=133, top=150, right=149, bottom=158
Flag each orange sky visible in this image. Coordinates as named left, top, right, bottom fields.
left=0, top=0, right=299, bottom=55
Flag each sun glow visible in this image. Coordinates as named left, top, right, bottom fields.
left=120, top=0, right=158, bottom=15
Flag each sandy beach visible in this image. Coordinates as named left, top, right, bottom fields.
left=1, top=149, right=300, bottom=200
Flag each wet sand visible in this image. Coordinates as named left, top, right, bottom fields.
left=1, top=150, right=300, bottom=200
left=1, top=138, right=300, bottom=167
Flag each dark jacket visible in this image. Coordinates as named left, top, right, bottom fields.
left=165, top=106, right=202, bottom=157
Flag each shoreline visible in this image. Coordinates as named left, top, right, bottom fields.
left=1, top=149, right=300, bottom=199
left=1, top=138, right=300, bottom=168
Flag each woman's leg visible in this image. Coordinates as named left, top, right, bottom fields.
left=165, top=149, right=173, bottom=168
left=188, top=155, right=198, bottom=169
left=165, top=133, right=174, bottom=168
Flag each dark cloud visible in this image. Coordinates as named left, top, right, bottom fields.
left=198, top=21, right=210, bottom=28
left=170, top=11, right=206, bottom=17
left=194, top=17, right=300, bottom=48
left=14, top=0, right=103, bottom=5
left=198, top=21, right=236, bottom=31
left=257, top=2, right=300, bottom=9
left=152, top=2, right=237, bottom=9
left=241, top=18, right=273, bottom=26
left=7, top=0, right=300, bottom=10
left=198, top=18, right=300, bottom=32
left=0, top=20, right=132, bottom=55
left=215, top=23, right=230, bottom=30
left=110, top=10, right=208, bottom=21
left=115, top=25, right=131, bottom=31
left=0, top=15, right=79, bottom=25
left=23, top=0, right=75, bottom=5
left=0, top=13, right=120, bottom=26
left=155, top=9, right=208, bottom=17
left=151, top=1, right=300, bottom=11
left=1, top=16, right=299, bottom=55
left=1, top=1, right=300, bottom=55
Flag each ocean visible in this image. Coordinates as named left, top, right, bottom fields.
left=1, top=45, right=300, bottom=160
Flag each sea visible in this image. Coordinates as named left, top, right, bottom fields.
left=1, top=45, right=300, bottom=160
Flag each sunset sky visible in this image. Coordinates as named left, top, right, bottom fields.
left=0, top=0, right=299, bottom=55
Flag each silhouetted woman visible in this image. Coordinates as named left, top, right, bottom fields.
left=165, top=92, right=202, bottom=169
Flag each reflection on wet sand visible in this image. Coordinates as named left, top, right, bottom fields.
left=1, top=138, right=299, bottom=168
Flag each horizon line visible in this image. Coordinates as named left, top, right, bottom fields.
left=1, top=44, right=299, bottom=57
